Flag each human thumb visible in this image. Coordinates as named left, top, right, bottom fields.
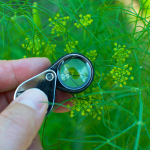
left=0, top=88, right=48, bottom=150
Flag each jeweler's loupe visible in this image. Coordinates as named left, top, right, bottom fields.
left=14, top=53, right=94, bottom=114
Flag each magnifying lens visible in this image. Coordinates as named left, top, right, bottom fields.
left=14, top=53, right=94, bottom=114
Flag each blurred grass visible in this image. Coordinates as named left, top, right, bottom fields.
left=0, top=0, right=150, bottom=149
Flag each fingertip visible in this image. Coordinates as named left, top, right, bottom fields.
left=35, top=57, right=51, bottom=66
left=16, top=88, right=48, bottom=112
left=24, top=57, right=51, bottom=70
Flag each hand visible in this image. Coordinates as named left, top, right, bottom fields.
left=0, top=58, right=72, bottom=150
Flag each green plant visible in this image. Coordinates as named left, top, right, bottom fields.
left=0, top=0, right=150, bottom=149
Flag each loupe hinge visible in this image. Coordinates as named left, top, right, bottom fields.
left=45, top=73, right=54, bottom=81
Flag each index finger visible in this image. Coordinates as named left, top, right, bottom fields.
left=0, top=58, right=51, bottom=92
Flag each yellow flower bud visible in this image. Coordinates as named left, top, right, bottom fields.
left=81, top=112, right=85, bottom=116
left=127, top=72, right=130, bottom=75
left=86, top=14, right=91, bottom=18
left=114, top=81, right=117, bottom=84
left=70, top=114, right=74, bottom=117
left=49, top=18, right=52, bottom=21
left=114, top=43, right=117, bottom=46
left=79, top=14, right=82, bottom=18
left=123, top=82, right=126, bottom=85
left=87, top=109, right=91, bottom=112
left=56, top=14, right=59, bottom=17
left=97, top=117, right=101, bottom=120
left=75, top=41, right=78, bottom=44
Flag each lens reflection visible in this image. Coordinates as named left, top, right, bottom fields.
left=59, top=58, right=89, bottom=88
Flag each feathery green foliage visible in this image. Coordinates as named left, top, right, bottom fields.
left=0, top=0, right=150, bottom=149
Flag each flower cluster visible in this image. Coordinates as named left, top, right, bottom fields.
left=70, top=87, right=102, bottom=120
left=112, top=43, right=131, bottom=62
left=108, top=64, right=134, bottom=87
left=64, top=41, right=78, bottom=53
left=44, top=43, right=57, bottom=55
left=49, top=14, right=69, bottom=36
left=74, top=14, right=93, bottom=28
left=85, top=50, right=97, bottom=61
left=22, top=36, right=44, bottom=55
